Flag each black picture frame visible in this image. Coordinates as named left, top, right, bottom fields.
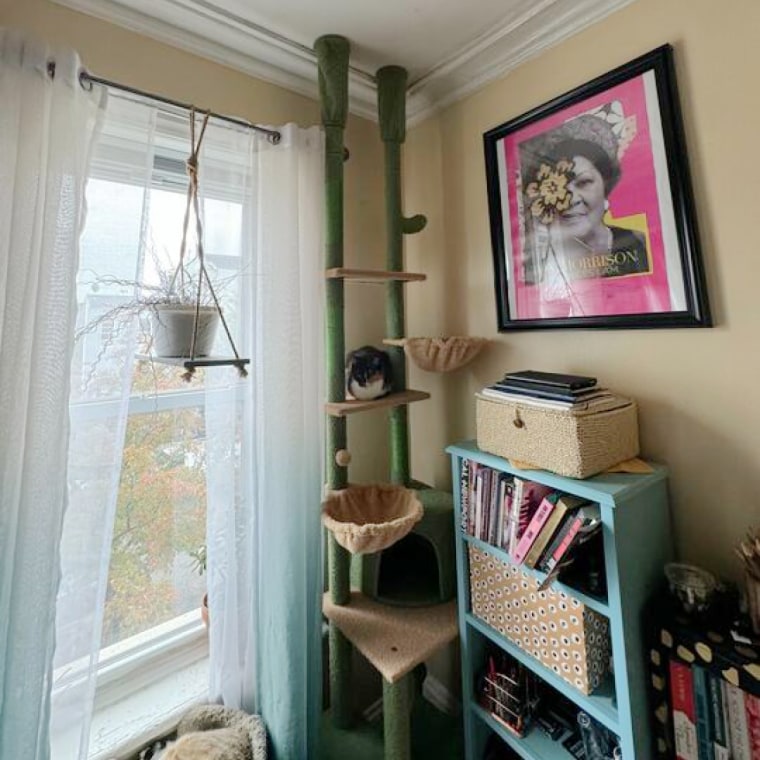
left=484, top=44, right=711, bottom=331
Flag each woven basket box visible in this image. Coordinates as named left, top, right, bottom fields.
left=476, top=394, right=639, bottom=479
left=468, top=546, right=610, bottom=694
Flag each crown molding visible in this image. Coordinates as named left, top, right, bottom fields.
left=52, top=0, right=635, bottom=126
left=405, top=0, right=636, bottom=126
left=51, top=0, right=379, bottom=120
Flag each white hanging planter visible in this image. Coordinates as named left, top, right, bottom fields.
left=152, top=304, right=220, bottom=358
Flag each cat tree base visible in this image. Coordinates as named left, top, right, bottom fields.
left=323, top=591, right=457, bottom=760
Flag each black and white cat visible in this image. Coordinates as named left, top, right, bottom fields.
left=345, top=346, right=392, bottom=400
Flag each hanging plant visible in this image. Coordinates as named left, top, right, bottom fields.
left=76, top=108, right=249, bottom=381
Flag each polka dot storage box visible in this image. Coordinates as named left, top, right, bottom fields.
left=468, top=545, right=611, bottom=694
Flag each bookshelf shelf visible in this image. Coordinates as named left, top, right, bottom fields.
left=467, top=613, right=619, bottom=733
left=463, top=535, right=610, bottom=617
left=448, top=440, right=673, bottom=760
left=472, top=704, right=575, bottom=760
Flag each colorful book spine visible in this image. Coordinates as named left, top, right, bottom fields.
left=498, top=476, right=513, bottom=550
left=536, top=511, right=575, bottom=572
left=507, top=477, right=524, bottom=557
left=706, top=672, right=729, bottom=760
left=460, top=459, right=470, bottom=533
left=670, top=659, right=698, bottom=760
left=725, top=681, right=751, bottom=760
left=513, top=494, right=557, bottom=564
left=745, top=691, right=760, bottom=758
left=691, top=665, right=712, bottom=760
left=523, top=495, right=585, bottom=569
left=545, top=505, right=601, bottom=572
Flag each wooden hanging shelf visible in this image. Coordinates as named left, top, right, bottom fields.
left=136, top=354, right=250, bottom=371
left=325, top=389, right=430, bottom=417
left=325, top=268, right=426, bottom=283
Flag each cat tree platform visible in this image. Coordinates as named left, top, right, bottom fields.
left=322, top=591, right=457, bottom=683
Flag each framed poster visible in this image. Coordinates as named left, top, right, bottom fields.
left=484, top=44, right=711, bottom=330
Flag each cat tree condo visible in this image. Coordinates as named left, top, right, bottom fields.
left=315, top=35, right=459, bottom=760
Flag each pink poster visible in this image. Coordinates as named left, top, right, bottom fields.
left=484, top=47, right=710, bottom=329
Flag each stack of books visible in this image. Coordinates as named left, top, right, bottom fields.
left=669, top=658, right=759, bottom=759
left=460, top=459, right=602, bottom=577
left=481, top=369, right=617, bottom=410
left=513, top=490, right=599, bottom=575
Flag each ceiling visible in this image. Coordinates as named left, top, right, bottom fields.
left=54, top=0, right=635, bottom=124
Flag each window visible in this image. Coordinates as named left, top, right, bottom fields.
left=54, top=107, right=248, bottom=756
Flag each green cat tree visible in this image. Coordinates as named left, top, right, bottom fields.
left=315, top=35, right=458, bottom=760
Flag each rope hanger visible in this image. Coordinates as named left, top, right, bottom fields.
left=172, top=107, right=248, bottom=381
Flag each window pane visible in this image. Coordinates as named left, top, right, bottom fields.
left=101, top=406, right=207, bottom=647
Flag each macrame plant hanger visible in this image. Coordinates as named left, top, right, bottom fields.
left=167, top=107, right=250, bottom=381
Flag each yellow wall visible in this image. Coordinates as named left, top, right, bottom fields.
left=406, top=0, right=760, bottom=581
left=1, top=0, right=392, bottom=483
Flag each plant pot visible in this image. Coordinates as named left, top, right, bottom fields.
left=201, top=592, right=209, bottom=628
left=152, top=304, right=220, bottom=358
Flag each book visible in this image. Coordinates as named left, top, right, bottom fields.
left=513, top=492, right=559, bottom=564
left=507, top=477, right=524, bottom=556
left=523, top=494, right=588, bottom=569
left=670, top=659, right=699, bottom=760
left=460, top=459, right=471, bottom=533
left=745, top=691, right=760, bottom=758
left=725, top=681, right=752, bottom=759
left=502, top=369, right=597, bottom=390
left=498, top=475, right=514, bottom=550
left=536, top=511, right=577, bottom=572
left=706, top=672, right=730, bottom=760
left=545, top=504, right=601, bottom=572
left=489, top=382, right=611, bottom=404
left=692, top=665, right=712, bottom=760
left=495, top=376, right=600, bottom=396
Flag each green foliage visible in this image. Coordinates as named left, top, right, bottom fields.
left=101, top=368, right=208, bottom=647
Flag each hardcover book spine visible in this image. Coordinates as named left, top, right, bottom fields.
left=725, top=682, right=751, bottom=760
left=707, top=672, right=729, bottom=759
left=513, top=495, right=555, bottom=565
left=744, top=691, right=760, bottom=757
left=670, top=659, right=698, bottom=760
left=545, top=516, right=583, bottom=572
left=499, top=477, right=513, bottom=551
left=692, top=665, right=712, bottom=760
left=461, top=459, right=470, bottom=534
left=507, top=477, right=524, bottom=557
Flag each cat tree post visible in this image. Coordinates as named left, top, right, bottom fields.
left=315, top=34, right=353, bottom=730
left=377, top=66, right=426, bottom=487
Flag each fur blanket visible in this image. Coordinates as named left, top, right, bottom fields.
left=160, top=705, right=266, bottom=760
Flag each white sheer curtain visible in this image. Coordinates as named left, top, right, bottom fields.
left=50, top=96, right=156, bottom=759
left=0, top=29, right=104, bottom=759
left=206, top=123, right=325, bottom=759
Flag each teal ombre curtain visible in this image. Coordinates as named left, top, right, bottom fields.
left=206, top=123, right=325, bottom=759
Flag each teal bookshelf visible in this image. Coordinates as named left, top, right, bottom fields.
left=447, top=440, right=673, bottom=760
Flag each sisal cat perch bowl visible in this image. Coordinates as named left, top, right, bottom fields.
left=322, top=484, right=424, bottom=555
left=383, top=336, right=487, bottom=373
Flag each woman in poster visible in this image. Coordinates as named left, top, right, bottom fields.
left=514, top=106, right=669, bottom=319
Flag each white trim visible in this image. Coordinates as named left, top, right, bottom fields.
left=53, top=0, right=637, bottom=126
left=405, top=0, right=637, bottom=126
left=51, top=615, right=209, bottom=760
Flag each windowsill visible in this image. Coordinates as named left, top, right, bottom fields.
left=52, top=612, right=209, bottom=760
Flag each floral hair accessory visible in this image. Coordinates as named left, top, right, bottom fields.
left=525, top=159, right=574, bottom=225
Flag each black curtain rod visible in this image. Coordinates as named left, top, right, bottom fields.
left=46, top=62, right=280, bottom=143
